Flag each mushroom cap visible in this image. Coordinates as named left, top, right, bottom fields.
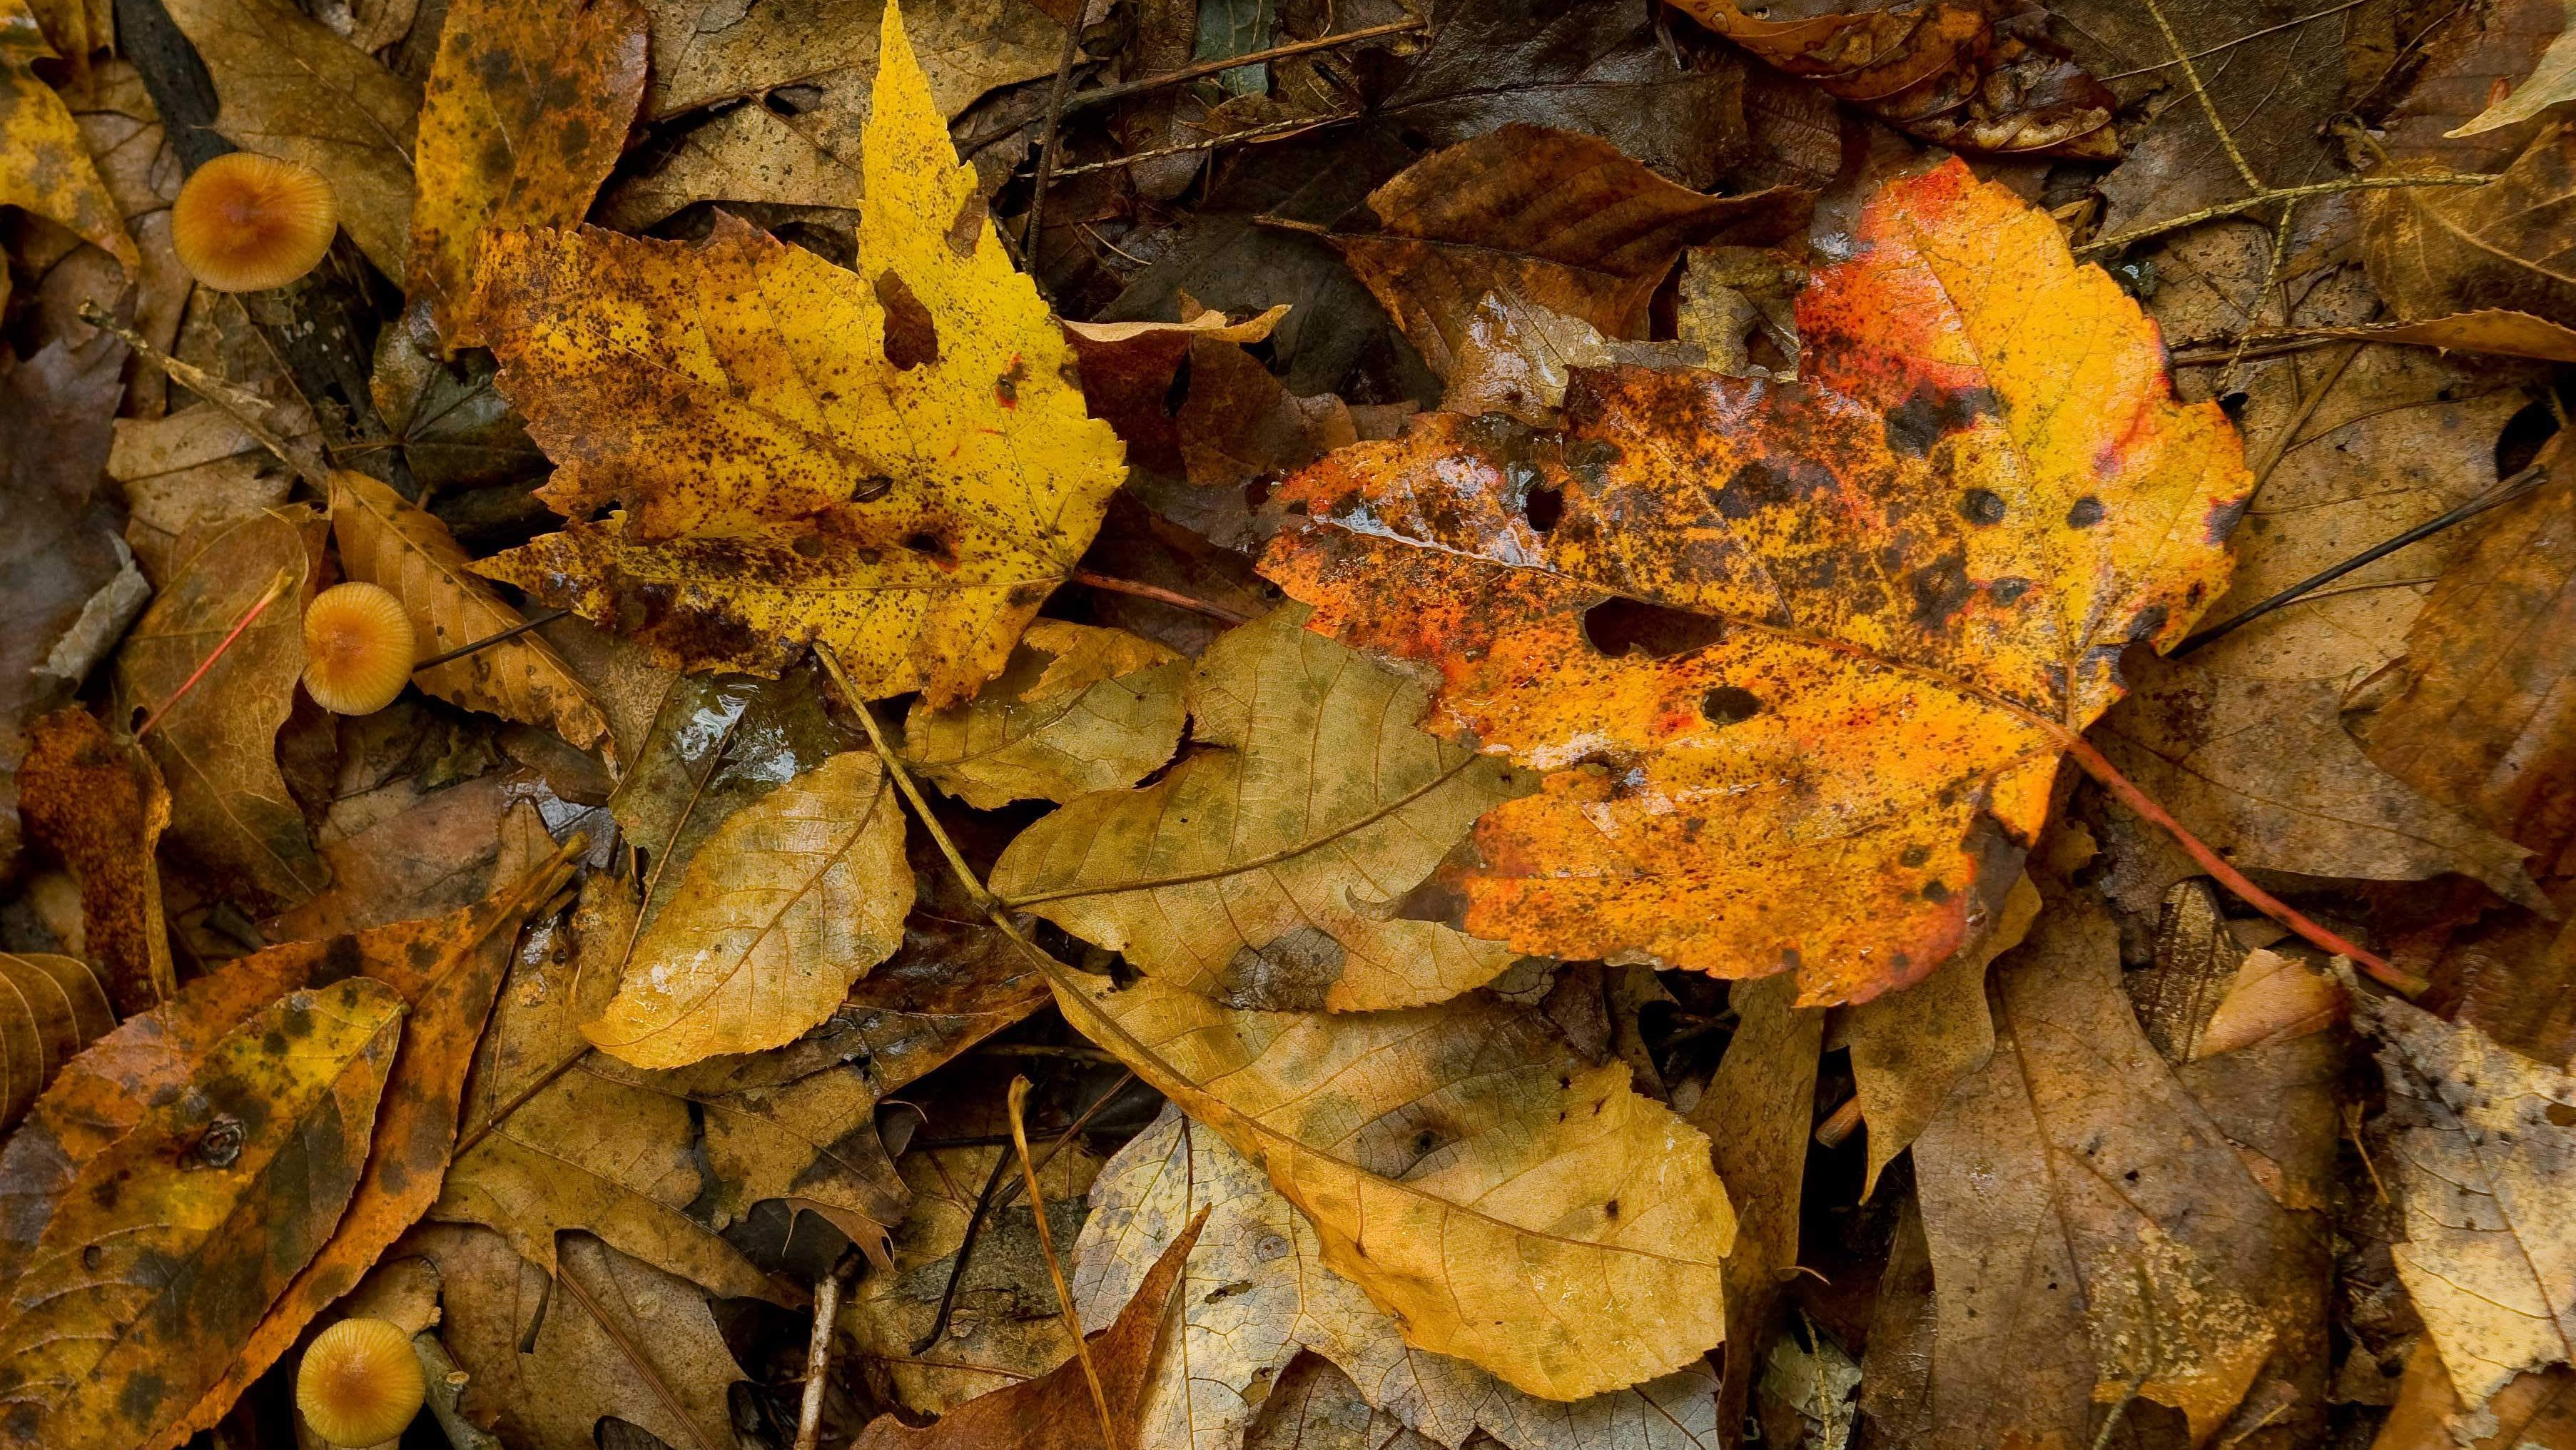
left=302, top=582, right=416, bottom=716
left=171, top=152, right=340, bottom=292
left=296, top=1317, right=426, bottom=1448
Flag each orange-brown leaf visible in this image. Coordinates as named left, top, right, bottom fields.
left=1262, top=159, right=2248, bottom=1004
left=0, top=954, right=111, bottom=1138
left=16, top=706, right=171, bottom=1015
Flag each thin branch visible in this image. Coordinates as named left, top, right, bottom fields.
left=76, top=300, right=329, bottom=490
left=2140, top=0, right=2265, bottom=191
left=1020, top=10, right=1088, bottom=299
left=412, top=607, right=572, bottom=672
left=554, top=1247, right=730, bottom=1450
left=2074, top=173, right=2500, bottom=257
left=913, top=1140, right=1017, bottom=1355
left=2174, top=460, right=2552, bottom=655
left=1008, top=1076, right=1117, bottom=1448
left=2099, top=0, right=2376, bottom=80
left=793, top=1264, right=847, bottom=1450
left=1068, top=569, right=1253, bottom=622
left=1060, top=19, right=1424, bottom=111
left=1050, top=111, right=1352, bottom=176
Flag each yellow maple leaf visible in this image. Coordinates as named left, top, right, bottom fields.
left=473, top=0, right=1124, bottom=706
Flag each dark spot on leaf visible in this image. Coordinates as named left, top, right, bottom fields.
left=1900, top=845, right=1932, bottom=868
left=1603, top=1199, right=1621, bottom=1220
left=2546, top=1103, right=2576, bottom=1127
left=874, top=271, right=938, bottom=369
left=852, top=475, right=893, bottom=502
left=1922, top=879, right=1950, bottom=903
left=2066, top=497, right=2105, bottom=528
left=1525, top=485, right=1564, bottom=533
left=1216, top=926, right=1345, bottom=1010
left=1909, top=552, right=1973, bottom=627
left=1883, top=382, right=1998, bottom=456
left=945, top=191, right=988, bottom=258
left=1989, top=577, right=2031, bottom=605
left=1702, top=686, right=1763, bottom=726
left=1959, top=488, right=2006, bottom=525
left=1583, top=597, right=1725, bottom=659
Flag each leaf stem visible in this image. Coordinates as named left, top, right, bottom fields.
left=412, top=607, right=572, bottom=672
left=76, top=300, right=329, bottom=490
left=2055, top=731, right=2423, bottom=993
left=2074, top=173, right=2500, bottom=258
left=1068, top=568, right=1253, bottom=622
left=1008, top=1075, right=1118, bottom=1449
left=1059, top=19, right=1424, bottom=112
left=821, top=647, right=995, bottom=912
left=133, top=567, right=296, bottom=741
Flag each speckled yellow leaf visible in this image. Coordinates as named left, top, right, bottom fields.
left=472, top=0, right=1123, bottom=705
left=586, top=750, right=913, bottom=1068
left=993, top=605, right=1533, bottom=1013
left=330, top=471, right=610, bottom=754
left=0, top=0, right=137, bottom=289
left=1051, top=969, right=1736, bottom=1402
left=903, top=621, right=1186, bottom=809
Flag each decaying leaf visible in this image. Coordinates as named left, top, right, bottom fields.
left=2450, top=1, right=2576, bottom=137
left=17, top=706, right=173, bottom=1015
left=113, top=506, right=328, bottom=912
left=1670, top=0, right=2116, bottom=157
left=161, top=0, right=421, bottom=275
left=586, top=749, right=912, bottom=1067
left=2346, top=435, right=2576, bottom=868
left=856, top=1205, right=1208, bottom=1450
left=993, top=605, right=1532, bottom=1013
left=407, top=0, right=647, bottom=346
left=108, top=400, right=312, bottom=584
left=2377, top=1338, right=2576, bottom=1450
left=1911, top=882, right=2322, bottom=1445
left=1831, top=873, right=2039, bottom=1195
left=904, top=622, right=1187, bottom=809
left=402, top=1222, right=745, bottom=1450
left=330, top=471, right=611, bottom=754
left=1050, top=967, right=1736, bottom=1401
left=0, top=0, right=137, bottom=279
left=2352, top=978, right=2576, bottom=1411
left=0, top=978, right=401, bottom=1450
left=2365, top=123, right=2576, bottom=331
left=1071, top=1104, right=1725, bottom=1450
left=1264, top=159, right=2247, bottom=1003
left=0, top=954, right=111, bottom=1136
left=1327, top=123, right=1806, bottom=380
left=473, top=1, right=1125, bottom=704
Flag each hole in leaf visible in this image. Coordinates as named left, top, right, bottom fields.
left=875, top=271, right=939, bottom=370
left=1582, top=597, right=1725, bottom=659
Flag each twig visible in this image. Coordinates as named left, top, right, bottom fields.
left=1020, top=9, right=1087, bottom=296
left=869, top=1354, right=1033, bottom=1380
left=2173, top=460, right=2551, bottom=655
left=1060, top=19, right=1424, bottom=112
left=1068, top=569, right=1253, bottom=623
left=2141, top=0, right=2264, bottom=192
left=973, top=1041, right=1120, bottom=1063
left=1008, top=1076, right=1118, bottom=1449
left=413, top=607, right=572, bottom=672
left=133, top=567, right=296, bottom=741
left=793, top=1264, right=847, bottom=1450
left=76, top=300, right=328, bottom=489
left=1813, top=1095, right=1864, bottom=1149
left=1050, top=113, right=1349, bottom=177
left=2057, top=732, right=2423, bottom=992
left=2074, top=173, right=2499, bottom=258
left=2247, top=340, right=2363, bottom=490
left=2091, top=1379, right=2145, bottom=1450
left=411, top=1333, right=507, bottom=1450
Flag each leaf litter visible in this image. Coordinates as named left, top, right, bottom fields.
left=3, top=0, right=2576, bottom=1447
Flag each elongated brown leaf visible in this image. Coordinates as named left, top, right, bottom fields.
left=0, top=978, right=402, bottom=1450
left=1052, top=968, right=1735, bottom=1401
left=17, top=706, right=171, bottom=1015
left=993, top=605, right=1531, bottom=1013
left=330, top=471, right=611, bottom=754
left=586, top=749, right=913, bottom=1067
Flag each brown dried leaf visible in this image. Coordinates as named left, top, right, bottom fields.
left=0, top=954, right=111, bottom=1137
left=0, top=978, right=402, bottom=1450
left=112, top=505, right=328, bottom=913
left=2196, top=950, right=2345, bottom=1061
left=108, top=400, right=310, bottom=584
left=2365, top=123, right=2576, bottom=331
left=903, top=622, right=1187, bottom=810
left=18, top=706, right=172, bottom=1015
left=0, top=0, right=137, bottom=276
left=330, top=471, right=612, bottom=754
left=407, top=0, right=646, bottom=345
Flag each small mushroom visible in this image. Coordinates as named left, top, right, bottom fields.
left=302, top=582, right=416, bottom=716
left=296, top=1317, right=426, bottom=1449
left=170, top=152, right=340, bottom=293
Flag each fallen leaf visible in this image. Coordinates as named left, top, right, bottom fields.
left=108, top=400, right=310, bottom=584
left=267, top=770, right=530, bottom=941
left=1326, top=123, right=1805, bottom=380
left=2451, top=1, right=2576, bottom=138
left=407, top=0, right=646, bottom=346
left=2365, top=123, right=2576, bottom=332
left=0, top=0, right=137, bottom=278
left=402, top=1222, right=745, bottom=1450
left=2346, top=435, right=2576, bottom=870
left=904, top=622, right=1187, bottom=809
left=1758, top=1327, right=1860, bottom=1450
left=16, top=706, right=173, bottom=1015
left=1065, top=304, right=1356, bottom=490
left=1681, top=973, right=1820, bottom=1439
left=1051, top=966, right=1737, bottom=1401
left=856, top=1204, right=1209, bottom=1450
left=1830, top=873, right=2039, bottom=1196
left=0, top=335, right=133, bottom=878
left=1379, top=0, right=1748, bottom=191
left=0, top=954, right=112, bottom=1135
left=992, top=604, right=1532, bottom=1013
left=0, top=977, right=402, bottom=1450
left=1912, top=880, right=2323, bottom=1445
left=2196, top=948, right=2345, bottom=1061
left=367, top=303, right=548, bottom=495
left=597, top=0, right=1061, bottom=227
left=472, top=1, right=1125, bottom=705
left=1673, top=0, right=2116, bottom=157
left=161, top=0, right=422, bottom=275
left=1263, top=159, right=2246, bottom=1003
left=586, top=749, right=913, bottom=1067
left=1240, top=1355, right=1441, bottom=1450
left=2278, top=310, right=2576, bottom=365
left=330, top=471, right=612, bottom=754
left=2375, top=1338, right=2576, bottom=1450
left=112, top=505, right=329, bottom=913
left=1070, top=1102, right=1726, bottom=1450
left=2351, top=977, right=2576, bottom=1412
left=166, top=839, right=579, bottom=1444
left=2378, top=0, right=2574, bottom=171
